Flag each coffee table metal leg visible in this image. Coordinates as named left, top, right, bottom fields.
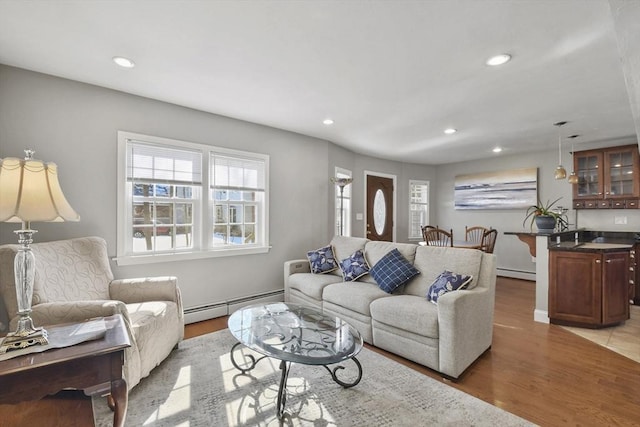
left=276, top=360, right=291, bottom=420
left=229, top=342, right=269, bottom=374
left=323, top=356, right=362, bottom=388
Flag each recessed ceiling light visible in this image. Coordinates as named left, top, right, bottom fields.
left=493, top=147, right=503, bottom=153
left=444, top=128, right=457, bottom=135
left=112, top=56, right=135, bottom=68
left=486, top=54, right=511, bottom=66
left=323, top=118, right=334, bottom=125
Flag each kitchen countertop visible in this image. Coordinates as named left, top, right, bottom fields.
left=506, top=229, right=639, bottom=254
left=548, top=241, right=634, bottom=252
left=548, top=230, right=638, bottom=252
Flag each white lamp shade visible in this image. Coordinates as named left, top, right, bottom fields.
left=0, top=157, right=80, bottom=223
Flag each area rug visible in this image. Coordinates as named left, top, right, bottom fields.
left=93, top=329, right=534, bottom=427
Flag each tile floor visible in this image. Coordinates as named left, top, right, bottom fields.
left=561, top=305, right=640, bottom=363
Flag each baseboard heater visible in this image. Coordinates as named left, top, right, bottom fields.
left=497, top=268, right=535, bottom=281
left=184, top=289, right=284, bottom=324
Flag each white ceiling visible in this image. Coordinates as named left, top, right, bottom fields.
left=0, top=0, right=636, bottom=165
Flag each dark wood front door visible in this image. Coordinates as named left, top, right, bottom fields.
left=366, top=175, right=394, bottom=241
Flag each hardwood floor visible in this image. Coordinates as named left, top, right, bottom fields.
left=1, top=277, right=639, bottom=426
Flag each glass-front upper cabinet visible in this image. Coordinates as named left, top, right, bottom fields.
left=605, top=148, right=638, bottom=198
left=573, top=145, right=640, bottom=206
left=575, top=150, right=603, bottom=198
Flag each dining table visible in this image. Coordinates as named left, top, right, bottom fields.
left=419, top=240, right=482, bottom=249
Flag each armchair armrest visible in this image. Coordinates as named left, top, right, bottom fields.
left=109, top=276, right=183, bottom=321
left=24, top=300, right=132, bottom=330
left=110, top=276, right=179, bottom=303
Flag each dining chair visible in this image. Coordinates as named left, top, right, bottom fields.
left=465, top=226, right=489, bottom=247
left=421, top=225, right=438, bottom=242
left=481, top=228, right=498, bottom=253
left=424, top=227, right=454, bottom=247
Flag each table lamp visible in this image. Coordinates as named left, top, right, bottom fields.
left=0, top=150, right=80, bottom=353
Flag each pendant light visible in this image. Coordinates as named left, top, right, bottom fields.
left=554, top=121, right=568, bottom=180
left=567, top=134, right=579, bottom=184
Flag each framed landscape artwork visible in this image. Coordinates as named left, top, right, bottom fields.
left=454, top=167, right=537, bottom=210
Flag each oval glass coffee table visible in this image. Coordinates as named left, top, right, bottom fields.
left=228, top=302, right=363, bottom=419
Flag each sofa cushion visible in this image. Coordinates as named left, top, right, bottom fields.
left=288, top=273, right=342, bottom=301
left=323, top=281, right=389, bottom=316
left=370, top=295, right=439, bottom=338
left=339, top=249, right=370, bottom=281
left=369, top=248, right=420, bottom=293
left=404, top=246, right=483, bottom=297
left=306, top=244, right=339, bottom=274
left=364, top=241, right=418, bottom=266
left=426, top=270, right=473, bottom=304
left=329, top=236, right=369, bottom=278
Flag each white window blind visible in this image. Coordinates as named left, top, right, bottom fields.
left=211, top=154, right=265, bottom=191
left=127, top=141, right=202, bottom=185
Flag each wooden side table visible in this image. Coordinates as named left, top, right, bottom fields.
left=0, top=314, right=131, bottom=427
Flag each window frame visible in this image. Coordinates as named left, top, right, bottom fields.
left=408, top=179, right=429, bottom=240
left=116, top=131, right=270, bottom=265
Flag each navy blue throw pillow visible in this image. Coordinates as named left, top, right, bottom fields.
left=340, top=249, right=370, bottom=281
left=306, top=245, right=338, bottom=274
left=426, top=270, right=473, bottom=304
left=369, top=248, right=420, bottom=293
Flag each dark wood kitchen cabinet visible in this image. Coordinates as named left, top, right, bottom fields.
left=549, top=250, right=630, bottom=327
left=573, top=144, right=640, bottom=209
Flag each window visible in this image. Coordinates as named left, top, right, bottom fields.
left=334, top=167, right=352, bottom=236
left=211, top=154, right=265, bottom=247
left=117, top=131, right=269, bottom=265
left=409, top=180, right=429, bottom=240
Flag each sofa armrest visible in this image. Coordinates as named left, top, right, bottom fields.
left=23, top=300, right=133, bottom=331
left=436, top=285, right=495, bottom=378
left=284, top=259, right=310, bottom=301
left=285, top=259, right=310, bottom=276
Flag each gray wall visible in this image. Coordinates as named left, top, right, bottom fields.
left=0, top=65, right=332, bottom=313
left=0, top=65, right=433, bottom=320
left=2, top=64, right=638, bottom=325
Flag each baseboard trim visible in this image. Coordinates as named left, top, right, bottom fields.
left=184, top=289, right=284, bottom=324
left=497, top=268, right=535, bottom=281
left=534, top=309, right=549, bottom=324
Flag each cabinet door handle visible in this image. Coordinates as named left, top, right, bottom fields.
left=605, top=259, right=611, bottom=263
left=595, top=259, right=601, bottom=263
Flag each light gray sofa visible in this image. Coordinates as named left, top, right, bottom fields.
left=0, top=236, right=184, bottom=390
left=284, top=236, right=497, bottom=379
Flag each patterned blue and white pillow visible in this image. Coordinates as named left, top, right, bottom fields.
left=306, top=245, right=338, bottom=274
left=427, top=270, right=473, bottom=304
left=340, top=249, right=370, bottom=282
left=369, top=248, right=420, bottom=293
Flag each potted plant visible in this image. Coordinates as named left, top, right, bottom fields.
left=523, top=197, right=568, bottom=232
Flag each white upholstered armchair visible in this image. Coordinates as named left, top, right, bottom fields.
left=0, top=236, right=184, bottom=390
